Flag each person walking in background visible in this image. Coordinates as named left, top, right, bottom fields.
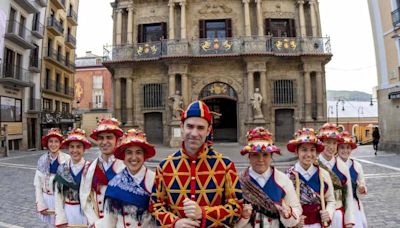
left=102, top=129, right=156, bottom=227
left=372, top=127, right=380, bottom=155
left=150, top=100, right=243, bottom=228
left=54, top=129, right=91, bottom=227
left=34, top=128, right=70, bottom=227
left=337, top=131, right=368, bottom=228
left=236, top=127, right=301, bottom=228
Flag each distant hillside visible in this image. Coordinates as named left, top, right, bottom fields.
left=327, top=90, right=372, bottom=101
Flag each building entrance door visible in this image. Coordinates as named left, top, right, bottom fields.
left=275, top=109, right=294, bottom=142
left=199, top=82, right=238, bottom=142
left=144, top=112, right=163, bottom=144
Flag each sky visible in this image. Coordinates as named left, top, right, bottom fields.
left=76, top=0, right=378, bottom=94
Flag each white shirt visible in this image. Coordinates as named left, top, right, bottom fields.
left=50, top=154, right=58, bottom=164
left=294, top=162, right=317, bottom=181
left=319, top=154, right=336, bottom=170
left=71, top=159, right=85, bottom=175
left=99, top=155, right=116, bottom=171
left=344, top=158, right=353, bottom=168
left=249, top=167, right=272, bottom=187
left=127, top=165, right=146, bottom=184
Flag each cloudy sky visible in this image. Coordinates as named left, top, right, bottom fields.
left=76, top=0, right=377, bottom=94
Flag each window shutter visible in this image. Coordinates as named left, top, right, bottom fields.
left=265, top=18, right=271, bottom=36
left=225, top=19, right=232, bottom=37
left=288, top=19, right=296, bottom=37
left=199, top=20, right=205, bottom=38
left=161, top=22, right=167, bottom=40
left=137, top=24, right=144, bottom=43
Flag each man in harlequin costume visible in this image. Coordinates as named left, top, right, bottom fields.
left=102, top=129, right=157, bottom=227
left=34, top=128, right=70, bottom=227
left=317, top=123, right=355, bottom=228
left=150, top=100, right=243, bottom=228
left=235, top=127, right=302, bottom=228
left=286, top=128, right=336, bottom=228
left=80, top=118, right=126, bottom=226
left=336, top=131, right=367, bottom=228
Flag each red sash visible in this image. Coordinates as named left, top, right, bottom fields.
left=303, top=204, right=322, bottom=225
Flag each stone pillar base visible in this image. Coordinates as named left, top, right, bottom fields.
left=169, top=120, right=182, bottom=147
left=253, top=118, right=266, bottom=124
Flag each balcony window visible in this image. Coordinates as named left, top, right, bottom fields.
left=55, top=100, right=60, bottom=112
left=137, top=23, right=167, bottom=43
left=265, top=18, right=296, bottom=37
left=43, top=98, right=52, bottom=111
left=199, top=19, right=232, bottom=39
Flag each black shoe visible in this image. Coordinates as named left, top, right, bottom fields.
left=375, top=151, right=377, bottom=155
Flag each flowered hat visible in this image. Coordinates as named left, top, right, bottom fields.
left=317, top=123, right=341, bottom=141
left=114, top=129, right=156, bottom=160
left=240, top=127, right=280, bottom=155
left=61, top=128, right=92, bottom=149
left=90, top=118, right=124, bottom=140
left=287, top=128, right=325, bottom=153
left=181, top=100, right=212, bottom=124
left=338, top=131, right=357, bottom=150
left=41, top=128, right=64, bottom=149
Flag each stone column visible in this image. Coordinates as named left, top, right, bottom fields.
left=298, top=0, right=306, bottom=37
left=260, top=71, right=267, bottom=105
left=247, top=72, right=254, bottom=120
left=126, top=78, right=133, bottom=125
left=316, top=71, right=324, bottom=120
left=243, top=0, right=251, bottom=36
left=169, top=1, right=175, bottom=40
left=304, top=71, right=312, bottom=121
left=182, top=73, right=189, bottom=106
left=309, top=0, right=317, bottom=36
left=127, top=7, right=134, bottom=44
left=169, top=74, right=176, bottom=96
left=116, top=9, right=123, bottom=45
left=114, top=78, right=121, bottom=120
left=256, top=0, right=264, bottom=36
left=180, top=2, right=187, bottom=39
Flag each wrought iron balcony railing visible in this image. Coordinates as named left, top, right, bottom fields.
left=67, top=9, right=78, bottom=24
left=5, top=20, right=35, bottom=49
left=0, top=63, right=31, bottom=83
left=89, top=102, right=108, bottom=109
left=47, top=17, right=64, bottom=35
left=104, top=36, right=331, bottom=62
left=392, top=8, right=400, bottom=27
left=65, top=33, right=76, bottom=47
left=28, top=98, right=41, bottom=111
left=43, top=47, right=75, bottom=71
left=31, top=21, right=44, bottom=38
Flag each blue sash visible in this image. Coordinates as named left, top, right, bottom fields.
left=50, top=158, right=59, bottom=174
left=105, top=163, right=117, bottom=181
left=298, top=169, right=328, bottom=195
left=333, top=162, right=347, bottom=185
left=349, top=161, right=359, bottom=200
left=105, top=168, right=150, bottom=210
left=250, top=169, right=285, bottom=203
left=70, top=167, right=84, bottom=186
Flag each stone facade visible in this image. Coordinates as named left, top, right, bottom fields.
left=105, top=0, right=331, bottom=145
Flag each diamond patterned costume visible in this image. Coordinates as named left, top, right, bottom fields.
left=150, top=145, right=243, bottom=227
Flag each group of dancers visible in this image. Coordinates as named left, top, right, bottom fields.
left=34, top=100, right=367, bottom=227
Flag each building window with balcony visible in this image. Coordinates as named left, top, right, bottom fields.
left=45, top=69, right=51, bottom=89
left=137, top=23, right=167, bottom=43
left=64, top=77, right=69, bottom=94
left=56, top=73, right=61, bottom=92
left=55, top=100, right=60, bottom=112
left=19, top=15, right=26, bottom=37
left=65, top=51, right=70, bottom=66
left=143, top=83, right=165, bottom=109
left=0, top=96, right=22, bottom=122
left=199, top=19, right=232, bottom=39
left=273, top=80, right=295, bottom=104
left=43, top=98, right=52, bottom=111
left=32, top=12, right=40, bottom=31
left=30, top=44, right=39, bottom=68
left=8, top=8, right=16, bottom=33
left=62, top=102, right=69, bottom=113
left=265, top=19, right=296, bottom=37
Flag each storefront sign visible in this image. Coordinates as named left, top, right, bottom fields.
left=1, top=122, right=22, bottom=135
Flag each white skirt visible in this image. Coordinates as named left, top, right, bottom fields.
left=304, top=224, right=322, bottom=228
left=65, top=203, right=88, bottom=226
left=331, top=209, right=344, bottom=228
left=353, top=199, right=367, bottom=228
left=38, top=192, right=55, bottom=227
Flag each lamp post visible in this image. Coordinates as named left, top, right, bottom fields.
left=336, top=99, right=345, bottom=126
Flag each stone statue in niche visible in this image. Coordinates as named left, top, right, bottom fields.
left=169, top=90, right=183, bottom=120
left=251, top=88, right=264, bottom=119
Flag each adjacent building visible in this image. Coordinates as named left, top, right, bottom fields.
left=104, top=0, right=332, bottom=146
left=73, top=51, right=113, bottom=135
left=1, top=0, right=46, bottom=150
left=40, top=0, right=79, bottom=139
left=368, top=0, right=400, bottom=151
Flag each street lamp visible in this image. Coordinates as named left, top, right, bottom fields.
left=336, top=99, right=345, bottom=125
left=370, top=97, right=377, bottom=106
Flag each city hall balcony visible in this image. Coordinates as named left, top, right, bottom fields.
left=67, top=9, right=78, bottom=25
left=103, top=36, right=331, bottom=63
left=5, top=20, right=35, bottom=49
left=46, top=17, right=64, bottom=36
left=50, top=0, right=65, bottom=10
left=0, top=64, right=32, bottom=87
left=65, top=34, right=76, bottom=49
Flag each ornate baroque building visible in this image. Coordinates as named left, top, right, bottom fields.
left=105, top=0, right=332, bottom=145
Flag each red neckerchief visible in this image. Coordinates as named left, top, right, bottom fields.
left=91, top=160, right=109, bottom=193
left=181, top=142, right=207, bottom=160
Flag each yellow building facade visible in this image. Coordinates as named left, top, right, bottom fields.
left=105, top=0, right=332, bottom=146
